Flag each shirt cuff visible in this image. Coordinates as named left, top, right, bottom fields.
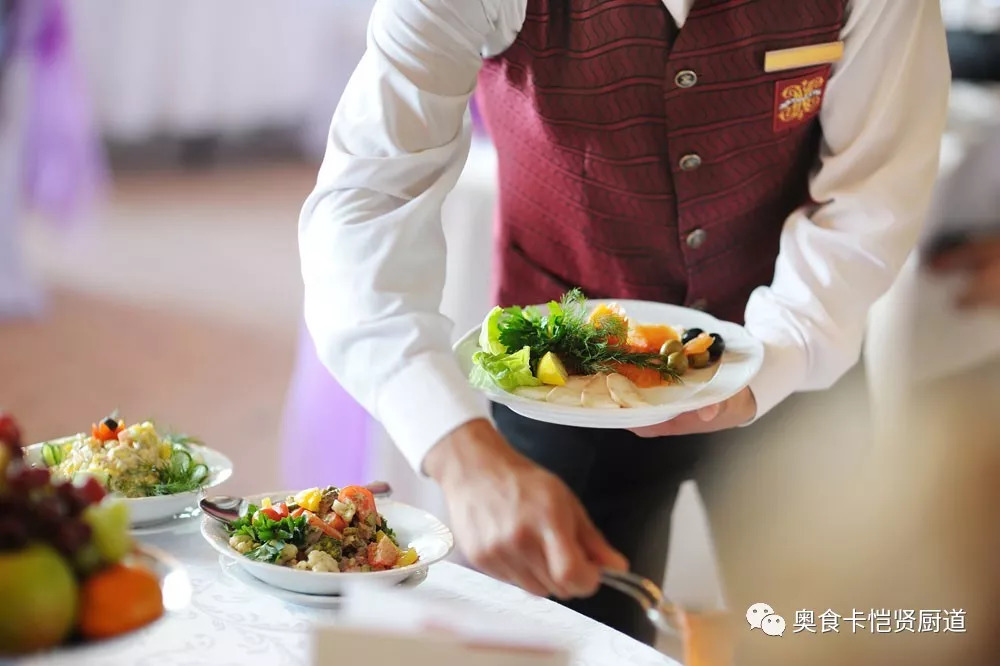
left=374, top=351, right=490, bottom=476
left=741, top=323, right=809, bottom=424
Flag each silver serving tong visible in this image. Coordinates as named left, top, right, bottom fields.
left=600, top=568, right=679, bottom=635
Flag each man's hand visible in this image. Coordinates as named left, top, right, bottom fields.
left=629, top=386, right=756, bottom=438
left=930, top=236, right=1000, bottom=310
left=425, top=419, right=628, bottom=599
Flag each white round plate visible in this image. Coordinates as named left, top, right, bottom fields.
left=24, top=442, right=234, bottom=527
left=218, top=555, right=429, bottom=608
left=454, top=299, right=764, bottom=428
left=201, top=491, right=453, bottom=595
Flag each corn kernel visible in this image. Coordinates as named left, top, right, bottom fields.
left=261, top=497, right=272, bottom=509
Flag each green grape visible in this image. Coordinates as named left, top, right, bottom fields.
left=81, top=499, right=131, bottom=564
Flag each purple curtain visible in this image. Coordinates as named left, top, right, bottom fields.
left=280, top=320, right=372, bottom=488
left=19, top=0, right=106, bottom=223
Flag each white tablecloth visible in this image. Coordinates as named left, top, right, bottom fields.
left=15, top=524, right=676, bottom=666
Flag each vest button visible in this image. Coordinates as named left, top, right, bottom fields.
left=675, top=70, right=698, bottom=88
left=679, top=153, right=702, bottom=171
left=690, top=298, right=708, bottom=311
left=686, top=228, right=707, bottom=249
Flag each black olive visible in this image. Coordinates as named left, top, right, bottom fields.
left=708, top=333, right=726, bottom=360
left=681, top=328, right=704, bottom=345
left=101, top=417, right=119, bottom=430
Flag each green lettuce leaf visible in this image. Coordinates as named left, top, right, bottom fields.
left=469, top=346, right=542, bottom=392
left=478, top=306, right=508, bottom=354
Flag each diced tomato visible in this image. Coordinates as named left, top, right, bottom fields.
left=366, top=543, right=379, bottom=569
left=259, top=502, right=289, bottom=521
left=371, top=535, right=400, bottom=568
left=305, top=511, right=342, bottom=539
left=338, top=486, right=376, bottom=521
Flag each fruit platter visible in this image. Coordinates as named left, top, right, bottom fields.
left=0, top=414, right=183, bottom=656
left=23, top=413, right=233, bottom=527
left=454, top=290, right=764, bottom=428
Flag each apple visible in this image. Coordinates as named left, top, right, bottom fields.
left=0, top=544, right=78, bottom=655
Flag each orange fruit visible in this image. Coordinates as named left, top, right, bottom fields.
left=683, top=332, right=714, bottom=356
left=588, top=304, right=629, bottom=346
left=610, top=363, right=664, bottom=388
left=77, top=563, right=163, bottom=640
left=627, top=324, right=680, bottom=353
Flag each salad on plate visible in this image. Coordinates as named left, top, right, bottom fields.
left=226, top=485, right=419, bottom=573
left=470, top=289, right=727, bottom=408
left=37, top=414, right=209, bottom=498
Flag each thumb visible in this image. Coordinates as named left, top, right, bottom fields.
left=578, top=512, right=628, bottom=571
left=697, top=401, right=722, bottom=422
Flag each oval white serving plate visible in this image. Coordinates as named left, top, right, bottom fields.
left=201, top=491, right=453, bottom=595
left=24, top=442, right=233, bottom=527
left=218, top=555, right=429, bottom=608
left=454, top=299, right=764, bottom=429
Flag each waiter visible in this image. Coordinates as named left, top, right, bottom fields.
left=300, top=0, right=949, bottom=643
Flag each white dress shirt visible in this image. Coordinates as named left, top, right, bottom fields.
left=300, top=0, right=950, bottom=473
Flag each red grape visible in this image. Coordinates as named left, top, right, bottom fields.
left=33, top=495, right=67, bottom=525
left=51, top=520, right=91, bottom=555
left=0, top=412, right=22, bottom=450
left=5, top=463, right=50, bottom=493
left=0, top=516, right=29, bottom=550
left=73, top=476, right=107, bottom=505
left=56, top=481, right=88, bottom=515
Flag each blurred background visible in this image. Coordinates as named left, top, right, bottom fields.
left=1, top=0, right=998, bottom=649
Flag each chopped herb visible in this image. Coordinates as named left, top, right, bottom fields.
left=494, top=289, right=680, bottom=380
left=246, top=541, right=285, bottom=563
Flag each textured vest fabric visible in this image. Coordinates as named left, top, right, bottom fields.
left=476, top=0, right=849, bottom=323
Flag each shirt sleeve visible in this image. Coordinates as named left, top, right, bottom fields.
left=744, top=0, right=951, bottom=420
left=299, top=0, right=520, bottom=474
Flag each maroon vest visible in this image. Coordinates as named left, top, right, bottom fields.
left=476, top=0, right=848, bottom=323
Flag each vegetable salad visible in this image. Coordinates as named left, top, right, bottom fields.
left=226, top=486, right=418, bottom=572
left=40, top=415, right=209, bottom=498
left=470, top=289, right=726, bottom=407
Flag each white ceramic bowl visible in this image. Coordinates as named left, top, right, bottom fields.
left=201, top=491, right=454, bottom=595
left=24, top=442, right=233, bottom=527
left=454, top=299, right=764, bottom=428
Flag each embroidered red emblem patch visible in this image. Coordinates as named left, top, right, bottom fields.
left=773, top=67, right=830, bottom=132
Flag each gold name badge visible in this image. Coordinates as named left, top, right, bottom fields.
left=764, top=41, right=844, bottom=73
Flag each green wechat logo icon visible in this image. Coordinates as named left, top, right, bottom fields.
left=747, top=602, right=786, bottom=637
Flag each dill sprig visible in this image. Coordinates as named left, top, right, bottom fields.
left=497, top=289, right=680, bottom=381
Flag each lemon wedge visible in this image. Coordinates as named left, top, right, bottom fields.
left=537, top=352, right=569, bottom=386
